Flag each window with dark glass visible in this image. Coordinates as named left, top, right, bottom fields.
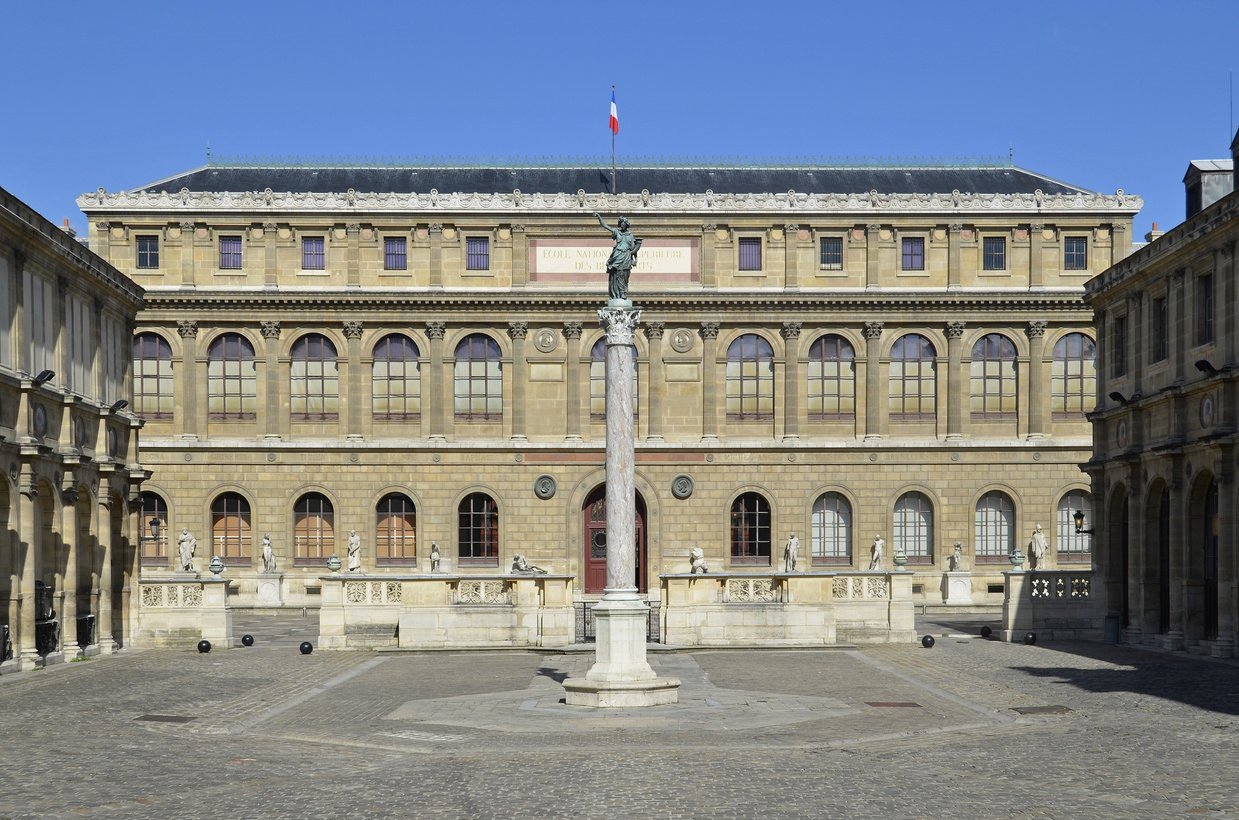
left=738, top=237, right=762, bottom=271
left=811, top=492, right=851, bottom=563
left=590, top=338, right=637, bottom=419
left=969, top=334, right=1017, bottom=418
left=725, top=334, right=774, bottom=419
left=372, top=334, right=420, bottom=420
left=140, top=491, right=169, bottom=563
left=302, top=236, right=325, bottom=270
left=894, top=491, right=933, bottom=560
left=1151, top=296, right=1168, bottom=362
left=1064, top=236, right=1088, bottom=270
left=219, top=236, right=243, bottom=269
left=889, top=333, right=936, bottom=419
left=1111, top=316, right=1127, bottom=377
left=1057, top=491, right=1092, bottom=554
left=454, top=335, right=502, bottom=420
left=384, top=237, right=407, bottom=270
left=982, top=237, right=1006, bottom=271
left=807, top=334, right=855, bottom=419
left=1051, top=333, right=1097, bottom=418
left=133, top=333, right=174, bottom=420
left=293, top=492, right=335, bottom=561
left=290, top=334, right=339, bottom=420
left=211, top=492, right=251, bottom=560
left=458, top=492, right=499, bottom=563
left=730, top=492, right=771, bottom=563
left=1197, top=274, right=1214, bottom=345
left=376, top=493, right=417, bottom=562
left=819, top=236, right=843, bottom=270
left=975, top=491, right=1015, bottom=557
left=466, top=237, right=490, bottom=270
left=136, top=235, right=160, bottom=269
left=207, top=333, right=257, bottom=420
left=901, top=237, right=925, bottom=271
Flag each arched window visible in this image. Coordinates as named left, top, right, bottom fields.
left=290, top=334, right=339, bottom=421
left=211, top=492, right=252, bottom=560
left=1057, top=490, right=1092, bottom=555
left=894, top=491, right=933, bottom=560
left=372, top=334, right=421, bottom=421
left=139, top=491, right=169, bottom=564
left=133, top=333, right=174, bottom=420
left=889, top=334, right=936, bottom=420
left=458, top=492, right=499, bottom=563
left=975, top=491, right=1015, bottom=557
left=207, top=334, right=257, bottom=420
left=294, top=492, right=335, bottom=561
left=730, top=492, right=771, bottom=563
left=589, top=338, right=638, bottom=419
left=454, top=335, right=502, bottom=420
left=807, top=334, right=855, bottom=419
left=811, top=492, right=852, bottom=563
left=725, top=334, right=774, bottom=420
left=1052, top=333, right=1096, bottom=418
left=376, top=493, right=417, bottom=562
left=970, top=334, right=1017, bottom=418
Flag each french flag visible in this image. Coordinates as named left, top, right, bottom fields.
left=609, top=89, right=619, bottom=134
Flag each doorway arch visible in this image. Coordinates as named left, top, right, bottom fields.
left=582, top=485, right=647, bottom=594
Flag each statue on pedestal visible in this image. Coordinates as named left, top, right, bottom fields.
left=689, top=547, right=708, bottom=574
left=261, top=533, right=276, bottom=573
left=869, top=534, right=884, bottom=571
left=783, top=532, right=799, bottom=572
left=510, top=554, right=547, bottom=574
left=177, top=527, right=197, bottom=572
left=948, top=542, right=963, bottom=572
left=347, top=529, right=361, bottom=572
left=1028, top=524, right=1049, bottom=569
left=430, top=542, right=441, bottom=573
left=594, top=213, right=642, bottom=301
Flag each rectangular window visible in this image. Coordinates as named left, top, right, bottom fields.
left=384, top=237, right=407, bottom=270
left=1064, top=236, right=1088, bottom=270
left=219, top=236, right=242, bottom=270
left=738, top=237, right=762, bottom=271
left=982, top=237, right=1006, bottom=271
left=136, top=235, right=160, bottom=269
left=1112, top=316, right=1127, bottom=377
left=466, top=237, right=490, bottom=270
left=901, top=237, right=925, bottom=271
left=819, top=236, right=843, bottom=270
left=1151, top=296, right=1167, bottom=362
left=302, top=236, right=325, bottom=270
left=1196, top=274, right=1214, bottom=345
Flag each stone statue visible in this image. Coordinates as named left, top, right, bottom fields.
left=689, top=546, right=708, bottom=574
left=347, top=529, right=361, bottom=572
left=1028, top=523, right=1049, bottom=569
left=430, top=542, right=441, bottom=573
left=510, top=554, right=547, bottom=574
left=949, top=542, right=963, bottom=572
left=868, top=534, right=884, bottom=571
left=261, top=533, right=276, bottom=573
left=783, top=532, right=799, bottom=572
left=593, top=212, right=643, bottom=301
left=176, top=527, right=197, bottom=572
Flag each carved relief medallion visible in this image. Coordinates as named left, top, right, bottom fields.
left=533, top=328, right=558, bottom=353
left=669, top=329, right=694, bottom=353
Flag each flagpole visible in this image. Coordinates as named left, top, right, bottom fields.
left=611, top=84, right=617, bottom=195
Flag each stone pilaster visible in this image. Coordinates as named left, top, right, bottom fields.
left=96, top=483, right=115, bottom=653
left=863, top=321, right=884, bottom=439
left=781, top=322, right=802, bottom=440
left=700, top=224, right=717, bottom=289
left=1029, top=223, right=1044, bottom=289
left=944, top=321, right=965, bottom=440
left=1214, top=461, right=1235, bottom=657
left=510, top=224, right=527, bottom=287
left=343, top=321, right=364, bottom=439
left=260, top=321, right=282, bottom=439
left=176, top=321, right=198, bottom=438
left=262, top=222, right=279, bottom=287
left=947, top=223, right=963, bottom=290
left=428, top=224, right=444, bottom=288
left=18, top=465, right=38, bottom=667
left=61, top=481, right=81, bottom=656
left=865, top=224, right=881, bottom=290
left=563, top=322, right=583, bottom=441
left=507, top=322, right=528, bottom=440
left=346, top=223, right=361, bottom=287
left=426, top=322, right=447, bottom=440
left=642, top=322, right=665, bottom=441
left=1026, top=321, right=1048, bottom=438
left=700, top=322, right=720, bottom=441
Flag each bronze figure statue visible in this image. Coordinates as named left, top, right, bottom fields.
left=594, top=212, right=642, bottom=301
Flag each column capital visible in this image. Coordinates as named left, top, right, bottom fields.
left=563, top=321, right=583, bottom=340
left=702, top=223, right=717, bottom=233
left=598, top=305, right=643, bottom=346
left=699, top=321, right=720, bottom=340
left=177, top=320, right=199, bottom=339
left=784, top=224, right=799, bottom=235
left=780, top=321, right=802, bottom=340
left=1029, top=222, right=1044, bottom=233
left=425, top=321, right=447, bottom=340
left=345, top=222, right=361, bottom=233
left=511, top=223, right=525, bottom=233
left=948, top=223, right=964, bottom=234
left=19, top=464, right=38, bottom=499
left=642, top=321, right=665, bottom=339
left=945, top=321, right=966, bottom=340
left=866, top=223, right=881, bottom=234
left=1026, top=320, right=1048, bottom=339
left=507, top=321, right=529, bottom=340
left=262, top=221, right=278, bottom=232
left=343, top=321, right=364, bottom=340
left=260, top=321, right=281, bottom=340
left=863, top=321, right=884, bottom=340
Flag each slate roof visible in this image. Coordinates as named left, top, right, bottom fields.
left=134, top=164, right=1091, bottom=197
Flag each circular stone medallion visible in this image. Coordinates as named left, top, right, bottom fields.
left=534, top=475, right=557, bottom=499
left=1200, top=394, right=1215, bottom=429
left=1116, top=419, right=1129, bottom=449
left=670, top=474, right=694, bottom=499
left=533, top=328, right=558, bottom=353
left=670, top=329, right=694, bottom=353
left=32, top=404, right=48, bottom=438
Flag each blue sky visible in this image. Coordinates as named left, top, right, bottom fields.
left=3, top=0, right=1236, bottom=237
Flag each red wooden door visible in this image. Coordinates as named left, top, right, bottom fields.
left=583, top=486, right=646, bottom=594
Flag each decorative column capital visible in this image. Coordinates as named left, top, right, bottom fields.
left=260, top=321, right=281, bottom=339
left=343, top=321, right=364, bottom=340
left=425, top=321, right=447, bottom=340
left=702, top=223, right=717, bottom=233
left=699, top=321, right=720, bottom=340
left=345, top=222, right=361, bottom=233
left=784, top=224, right=799, bottom=234
left=945, top=321, right=966, bottom=340
left=598, top=305, right=643, bottom=346
left=863, top=321, right=884, bottom=340
left=948, top=223, right=964, bottom=234
left=1026, top=320, right=1048, bottom=339
left=1029, top=222, right=1044, bottom=233
left=177, top=320, right=199, bottom=339
left=643, top=321, right=665, bottom=339
left=562, top=321, right=583, bottom=340
left=780, top=321, right=802, bottom=340
left=866, top=223, right=881, bottom=234
left=262, top=221, right=278, bottom=232
left=428, top=223, right=443, bottom=234
left=511, top=223, right=525, bottom=233
left=95, top=221, right=111, bottom=232
left=61, top=485, right=80, bottom=506
left=507, top=321, right=528, bottom=340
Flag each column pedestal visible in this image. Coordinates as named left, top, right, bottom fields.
left=563, top=597, right=679, bottom=708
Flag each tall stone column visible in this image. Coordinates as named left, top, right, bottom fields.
left=260, top=321, right=282, bottom=439
left=18, top=466, right=38, bottom=667
left=426, top=322, right=447, bottom=441
left=945, top=321, right=965, bottom=439
left=1025, top=321, right=1048, bottom=439
left=61, top=481, right=80, bottom=656
left=507, top=322, right=528, bottom=441
left=177, top=321, right=199, bottom=438
left=781, top=322, right=801, bottom=441
left=343, top=320, right=364, bottom=439
left=700, top=322, right=720, bottom=441
left=564, top=301, right=679, bottom=707
left=96, top=482, right=115, bottom=653
left=863, top=321, right=884, bottom=439
left=1214, top=464, right=1235, bottom=657
left=563, top=322, right=583, bottom=442
left=642, top=322, right=665, bottom=442
left=1124, top=480, right=1145, bottom=643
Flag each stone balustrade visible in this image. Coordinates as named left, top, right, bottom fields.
left=135, top=577, right=232, bottom=648
left=1001, top=569, right=1101, bottom=642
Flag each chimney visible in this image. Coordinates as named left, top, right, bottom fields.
left=1144, top=221, right=1163, bottom=243
left=60, top=218, right=76, bottom=238
left=1232, top=126, right=1239, bottom=190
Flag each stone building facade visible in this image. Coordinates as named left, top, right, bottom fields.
left=1084, top=141, right=1239, bottom=655
left=78, top=162, right=1138, bottom=617
left=1, top=185, right=146, bottom=669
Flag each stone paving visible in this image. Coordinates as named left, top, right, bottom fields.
left=1, top=619, right=1237, bottom=819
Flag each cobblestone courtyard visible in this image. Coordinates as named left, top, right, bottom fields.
left=1, top=618, right=1237, bottom=819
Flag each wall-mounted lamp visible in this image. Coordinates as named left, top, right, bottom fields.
left=1195, top=359, right=1219, bottom=376
left=1108, top=391, right=1128, bottom=405
left=1072, top=509, right=1096, bottom=535
left=109, top=399, right=129, bottom=412
left=142, top=518, right=162, bottom=542
left=32, top=369, right=55, bottom=388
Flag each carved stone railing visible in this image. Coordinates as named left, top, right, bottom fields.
left=1002, top=570, right=1101, bottom=642
left=135, top=577, right=232, bottom=648
left=344, top=579, right=404, bottom=606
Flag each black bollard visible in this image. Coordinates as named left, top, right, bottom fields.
left=921, top=635, right=935, bottom=648
left=197, top=639, right=211, bottom=653
left=1023, top=632, right=1037, bottom=645
left=980, top=625, right=993, bottom=639
left=241, top=634, right=254, bottom=647
left=299, top=641, right=313, bottom=655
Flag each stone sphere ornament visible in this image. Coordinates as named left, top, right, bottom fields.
left=299, top=641, right=314, bottom=655
left=980, top=625, right=993, bottom=639
left=921, top=635, right=935, bottom=648
left=197, top=639, right=211, bottom=653
left=241, top=634, right=254, bottom=647
left=1023, top=632, right=1037, bottom=645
